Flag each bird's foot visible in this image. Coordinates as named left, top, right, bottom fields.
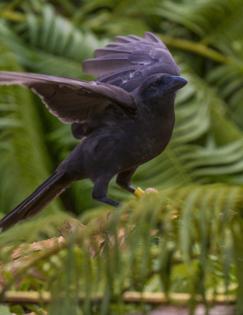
left=97, top=197, right=120, bottom=207
left=134, top=187, right=145, bottom=198
left=134, top=187, right=158, bottom=199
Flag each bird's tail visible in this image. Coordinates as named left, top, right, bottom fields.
left=0, top=171, right=70, bottom=232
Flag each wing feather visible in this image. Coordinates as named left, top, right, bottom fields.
left=83, top=32, right=180, bottom=91
left=0, top=71, right=136, bottom=123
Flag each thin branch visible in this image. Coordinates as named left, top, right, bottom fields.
left=11, top=236, right=66, bottom=260
left=1, top=290, right=235, bottom=305
left=0, top=237, right=67, bottom=297
left=0, top=216, right=127, bottom=292
left=159, top=34, right=230, bottom=64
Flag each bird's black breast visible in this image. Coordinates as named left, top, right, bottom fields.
left=135, top=108, right=175, bottom=162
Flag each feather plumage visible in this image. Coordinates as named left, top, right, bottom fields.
left=0, top=71, right=136, bottom=123
left=83, top=32, right=180, bottom=92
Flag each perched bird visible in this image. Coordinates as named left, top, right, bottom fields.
left=0, top=32, right=187, bottom=231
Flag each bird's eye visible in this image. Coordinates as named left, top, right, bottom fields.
left=149, top=82, right=158, bottom=89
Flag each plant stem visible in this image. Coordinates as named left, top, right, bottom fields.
left=0, top=10, right=25, bottom=22
left=1, top=290, right=235, bottom=305
left=159, top=35, right=230, bottom=64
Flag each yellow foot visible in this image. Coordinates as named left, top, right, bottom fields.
left=134, top=187, right=145, bottom=198
left=134, top=187, right=159, bottom=199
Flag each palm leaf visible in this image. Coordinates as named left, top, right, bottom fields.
left=0, top=43, right=62, bottom=213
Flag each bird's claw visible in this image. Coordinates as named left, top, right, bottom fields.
left=134, top=187, right=145, bottom=198
left=134, top=187, right=159, bottom=199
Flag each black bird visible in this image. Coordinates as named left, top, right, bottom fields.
left=0, top=32, right=187, bottom=231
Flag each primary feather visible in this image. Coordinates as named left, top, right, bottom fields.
left=0, top=71, right=136, bottom=123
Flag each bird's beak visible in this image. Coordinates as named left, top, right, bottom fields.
left=170, top=76, right=188, bottom=90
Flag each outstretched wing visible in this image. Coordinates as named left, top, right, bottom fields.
left=83, top=32, right=180, bottom=92
left=0, top=71, right=136, bottom=123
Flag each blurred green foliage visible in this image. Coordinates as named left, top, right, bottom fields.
left=0, top=0, right=243, bottom=314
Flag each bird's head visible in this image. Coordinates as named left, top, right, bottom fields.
left=136, top=73, right=187, bottom=103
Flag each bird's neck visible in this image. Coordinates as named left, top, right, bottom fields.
left=140, top=93, right=176, bottom=117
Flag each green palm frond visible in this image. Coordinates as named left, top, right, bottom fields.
left=21, top=5, right=101, bottom=76
left=0, top=6, right=100, bottom=78
left=0, top=184, right=242, bottom=314
left=0, top=43, right=61, bottom=213
left=155, top=0, right=243, bottom=37
left=1, top=1, right=243, bottom=313
left=0, top=0, right=242, bottom=211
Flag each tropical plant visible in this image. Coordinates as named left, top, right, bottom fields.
left=0, top=0, right=243, bottom=314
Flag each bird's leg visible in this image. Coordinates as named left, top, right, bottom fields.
left=92, top=177, right=119, bottom=207
left=116, top=168, right=136, bottom=193
left=116, top=168, right=144, bottom=198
